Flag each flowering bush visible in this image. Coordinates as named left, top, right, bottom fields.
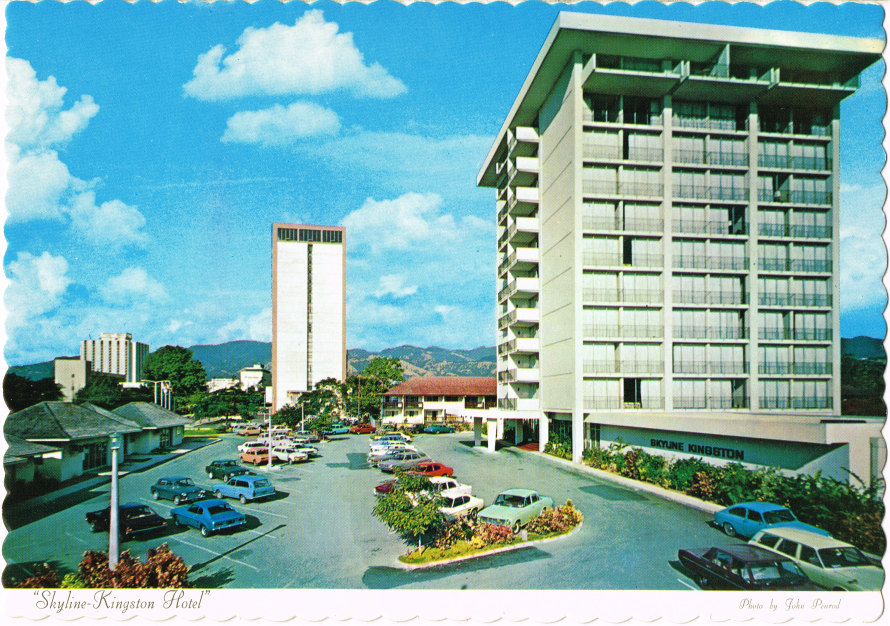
left=474, top=522, right=514, bottom=545
left=432, top=518, right=476, bottom=550
left=526, top=500, right=584, bottom=534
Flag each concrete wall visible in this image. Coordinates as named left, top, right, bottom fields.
left=309, top=243, right=346, bottom=388
left=274, top=242, right=310, bottom=410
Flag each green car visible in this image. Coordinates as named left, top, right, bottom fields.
left=478, top=488, right=554, bottom=533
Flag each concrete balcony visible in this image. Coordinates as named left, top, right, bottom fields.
left=508, top=127, right=539, bottom=158
left=498, top=277, right=540, bottom=303
left=499, top=367, right=540, bottom=384
left=498, top=337, right=539, bottom=356
left=498, top=397, right=540, bottom=412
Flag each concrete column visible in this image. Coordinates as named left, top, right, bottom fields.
left=571, top=410, right=583, bottom=463
left=497, top=417, right=505, bottom=439
left=474, top=417, right=482, bottom=447
left=487, top=418, right=497, bottom=452
left=513, top=420, right=522, bottom=445
left=539, top=414, right=549, bottom=449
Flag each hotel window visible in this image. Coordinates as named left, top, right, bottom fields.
left=792, top=278, right=831, bottom=307
left=584, top=272, right=619, bottom=302
left=708, top=137, right=746, bottom=166
left=585, top=379, right=620, bottom=410
left=759, top=140, right=789, bottom=168
left=711, top=310, right=746, bottom=339
left=674, top=309, right=706, bottom=339
left=585, top=130, right=620, bottom=159
left=622, top=273, right=661, bottom=304
left=623, top=202, right=661, bottom=231
left=623, top=237, right=661, bottom=267
left=583, top=343, right=617, bottom=374
left=588, top=94, right=620, bottom=123
left=583, top=307, right=618, bottom=338
left=791, top=142, right=828, bottom=170
left=759, top=277, right=789, bottom=306
left=792, top=210, right=830, bottom=238
left=673, top=135, right=705, bottom=165
left=674, top=379, right=706, bottom=409
left=621, top=308, right=661, bottom=338
left=759, top=345, right=790, bottom=375
left=626, top=132, right=661, bottom=161
left=792, top=380, right=831, bottom=408
left=623, top=96, right=661, bottom=125
left=794, top=312, right=830, bottom=341
left=710, top=241, right=746, bottom=270
left=672, top=274, right=707, bottom=304
left=761, top=379, right=790, bottom=409
left=674, top=344, right=706, bottom=374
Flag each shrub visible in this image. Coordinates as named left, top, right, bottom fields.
left=526, top=501, right=584, bottom=535
left=432, top=518, right=476, bottom=550
left=13, top=563, right=59, bottom=588
left=474, top=522, right=514, bottom=545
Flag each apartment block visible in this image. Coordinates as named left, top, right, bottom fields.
left=271, top=223, right=346, bottom=412
left=80, top=333, right=148, bottom=384
left=477, top=13, right=884, bottom=484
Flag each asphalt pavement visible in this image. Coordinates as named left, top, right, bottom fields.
left=3, top=432, right=740, bottom=589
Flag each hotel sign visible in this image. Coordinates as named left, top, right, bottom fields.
left=650, top=438, right=745, bottom=461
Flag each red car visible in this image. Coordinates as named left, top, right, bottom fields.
left=405, top=461, right=453, bottom=478
left=350, top=423, right=376, bottom=434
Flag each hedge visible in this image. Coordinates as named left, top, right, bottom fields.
left=567, top=443, right=885, bottom=555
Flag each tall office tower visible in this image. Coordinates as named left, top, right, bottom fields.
left=477, top=13, right=884, bottom=483
left=80, top=332, right=149, bottom=384
left=272, top=223, right=346, bottom=412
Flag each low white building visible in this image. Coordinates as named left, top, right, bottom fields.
left=381, top=377, right=497, bottom=425
left=239, top=364, right=271, bottom=391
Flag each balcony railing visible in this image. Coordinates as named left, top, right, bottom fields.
left=672, top=290, right=746, bottom=305
left=673, top=360, right=750, bottom=375
left=582, top=216, right=664, bottom=232
left=583, top=360, right=665, bottom=374
left=583, top=253, right=664, bottom=268
left=757, top=154, right=831, bottom=171
left=583, top=109, right=665, bottom=127
left=673, top=149, right=748, bottom=167
left=673, top=361, right=708, bottom=374
left=793, top=328, right=832, bottom=341
left=759, top=293, right=830, bottom=307
left=583, top=181, right=665, bottom=198
left=674, top=396, right=749, bottom=409
left=757, top=189, right=832, bottom=205
left=758, top=123, right=831, bottom=137
left=583, top=324, right=663, bottom=339
left=793, top=363, right=833, bottom=375
left=583, top=396, right=665, bottom=410
left=758, top=258, right=831, bottom=273
left=759, top=363, right=793, bottom=375
left=582, top=288, right=664, bottom=304
left=760, top=396, right=832, bottom=409
left=673, top=219, right=745, bottom=236
left=583, top=145, right=663, bottom=162
left=673, top=255, right=749, bottom=271
left=760, top=224, right=832, bottom=240
left=674, top=326, right=748, bottom=339
left=674, top=185, right=749, bottom=202
left=673, top=116, right=742, bottom=132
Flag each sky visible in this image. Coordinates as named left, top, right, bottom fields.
left=3, top=0, right=887, bottom=366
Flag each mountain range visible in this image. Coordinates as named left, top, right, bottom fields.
left=8, top=336, right=883, bottom=381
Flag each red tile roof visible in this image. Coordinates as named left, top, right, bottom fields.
left=385, top=377, right=496, bottom=396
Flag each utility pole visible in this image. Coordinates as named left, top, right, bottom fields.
left=108, top=434, right=120, bottom=570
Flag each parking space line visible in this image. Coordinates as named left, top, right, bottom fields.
left=64, top=531, right=90, bottom=546
left=167, top=536, right=260, bottom=572
left=677, top=578, right=698, bottom=590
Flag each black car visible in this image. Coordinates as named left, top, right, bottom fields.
left=85, top=503, right=168, bottom=538
left=151, top=476, right=209, bottom=504
left=678, top=545, right=822, bottom=590
left=205, top=459, right=253, bottom=481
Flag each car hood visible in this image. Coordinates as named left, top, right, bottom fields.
left=826, top=565, right=884, bottom=591
left=478, top=504, right=519, bottom=521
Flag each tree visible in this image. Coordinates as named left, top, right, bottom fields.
left=190, top=386, right=265, bottom=420
left=3, top=373, right=62, bottom=412
left=345, top=357, right=406, bottom=421
left=372, top=482, right=446, bottom=550
left=141, top=346, right=207, bottom=410
left=73, top=374, right=153, bottom=410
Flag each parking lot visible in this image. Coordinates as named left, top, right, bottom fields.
left=4, top=432, right=734, bottom=589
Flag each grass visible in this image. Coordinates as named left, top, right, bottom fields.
left=397, top=525, right=578, bottom=565
left=184, top=428, right=226, bottom=437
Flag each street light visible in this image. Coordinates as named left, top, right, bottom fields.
left=108, top=434, right=121, bottom=570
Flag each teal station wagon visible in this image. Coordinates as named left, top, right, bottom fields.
left=213, top=475, right=275, bottom=504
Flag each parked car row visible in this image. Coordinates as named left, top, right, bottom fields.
left=677, top=501, right=883, bottom=591
left=85, top=499, right=248, bottom=539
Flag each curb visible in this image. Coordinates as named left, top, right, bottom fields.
left=397, top=521, right=584, bottom=571
left=520, top=448, right=723, bottom=515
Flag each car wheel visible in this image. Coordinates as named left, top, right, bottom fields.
left=511, top=521, right=521, bottom=534
left=173, top=515, right=182, bottom=527
left=469, top=509, right=478, bottom=521
left=208, top=471, right=214, bottom=479
left=697, top=574, right=710, bottom=589
left=200, top=525, right=210, bottom=537
left=151, top=490, right=159, bottom=500
left=722, top=522, right=737, bottom=538
left=240, top=495, right=247, bottom=505
left=214, top=490, right=222, bottom=499
left=173, top=495, right=181, bottom=505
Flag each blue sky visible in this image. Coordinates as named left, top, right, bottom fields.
left=4, top=0, right=886, bottom=365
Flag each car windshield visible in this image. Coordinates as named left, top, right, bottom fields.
left=819, top=547, right=871, bottom=568
left=762, top=509, right=796, bottom=524
left=207, top=504, right=233, bottom=515
left=747, top=560, right=807, bottom=586
left=175, top=479, right=195, bottom=487
left=253, top=479, right=271, bottom=488
left=494, top=494, right=527, bottom=508
left=220, top=461, right=237, bottom=467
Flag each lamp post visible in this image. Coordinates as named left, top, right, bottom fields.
left=108, top=433, right=120, bottom=570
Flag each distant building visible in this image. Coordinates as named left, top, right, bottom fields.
left=207, top=378, right=238, bottom=393
left=80, top=332, right=149, bottom=384
left=53, top=357, right=92, bottom=402
left=272, top=224, right=346, bottom=412
left=381, top=377, right=497, bottom=426
left=240, top=364, right=271, bottom=391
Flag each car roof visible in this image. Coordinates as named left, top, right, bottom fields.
left=198, top=499, right=229, bottom=506
left=710, top=544, right=792, bottom=562
left=430, top=476, right=456, bottom=484
left=120, top=502, right=151, bottom=510
left=440, top=488, right=469, bottom=498
left=730, top=501, right=788, bottom=512
left=499, top=488, right=539, bottom=497
left=754, top=527, right=848, bottom=548
left=214, top=459, right=238, bottom=464
left=162, top=475, right=191, bottom=481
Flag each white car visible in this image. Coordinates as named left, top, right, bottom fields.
left=369, top=441, right=416, bottom=455
left=237, top=440, right=267, bottom=455
left=749, top=527, right=883, bottom=591
left=371, top=433, right=412, bottom=445
left=438, top=488, right=484, bottom=521
left=428, top=476, right=471, bottom=496
left=271, top=445, right=309, bottom=464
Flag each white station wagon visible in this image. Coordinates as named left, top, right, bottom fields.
left=749, top=527, right=883, bottom=591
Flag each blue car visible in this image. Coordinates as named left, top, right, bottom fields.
left=325, top=423, right=350, bottom=435
left=170, top=499, right=246, bottom=537
left=423, top=424, right=455, bottom=434
left=213, top=475, right=275, bottom=504
left=714, top=502, right=830, bottom=539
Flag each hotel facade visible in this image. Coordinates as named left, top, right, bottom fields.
left=477, top=13, right=884, bottom=484
left=271, top=223, right=346, bottom=412
left=80, top=332, right=149, bottom=385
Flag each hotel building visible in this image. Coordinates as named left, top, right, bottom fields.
left=271, top=223, right=346, bottom=412
left=80, top=332, right=148, bottom=385
left=477, top=13, right=884, bottom=484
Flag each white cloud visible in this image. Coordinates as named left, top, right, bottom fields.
left=69, top=191, right=148, bottom=248
left=5, top=252, right=71, bottom=332
left=99, top=267, right=168, bottom=305
left=376, top=274, right=418, bottom=299
left=183, top=10, right=406, bottom=101
left=6, top=57, right=98, bottom=150
left=434, top=305, right=457, bottom=318
left=5, top=147, right=77, bottom=222
left=216, top=307, right=272, bottom=343
left=343, top=192, right=459, bottom=254
left=221, top=101, right=340, bottom=146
